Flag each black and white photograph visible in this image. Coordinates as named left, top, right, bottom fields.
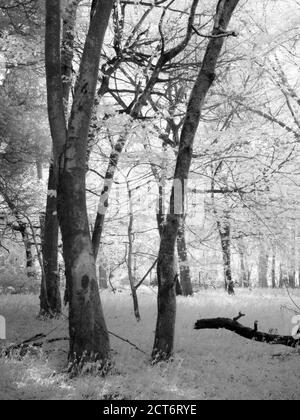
left=0, top=0, right=300, bottom=402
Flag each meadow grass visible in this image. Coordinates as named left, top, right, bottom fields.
left=0, top=287, right=300, bottom=400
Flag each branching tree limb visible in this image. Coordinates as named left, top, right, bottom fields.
left=194, top=315, right=300, bottom=348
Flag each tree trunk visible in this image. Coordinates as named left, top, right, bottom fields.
left=99, top=264, right=108, bottom=289
left=288, top=221, right=296, bottom=288
left=45, top=0, right=113, bottom=368
left=58, top=178, right=110, bottom=365
left=279, top=263, right=285, bottom=288
left=238, top=240, right=249, bottom=288
left=40, top=164, right=61, bottom=316
left=0, top=190, right=35, bottom=279
left=271, top=252, right=276, bottom=288
left=218, top=214, right=234, bottom=295
left=41, top=1, right=79, bottom=317
left=152, top=0, right=240, bottom=361
left=175, top=274, right=183, bottom=295
left=36, top=160, right=43, bottom=180
left=258, top=244, right=269, bottom=288
left=92, top=134, right=127, bottom=259
left=177, top=220, right=193, bottom=296
left=127, top=181, right=141, bottom=321
left=19, top=222, right=35, bottom=277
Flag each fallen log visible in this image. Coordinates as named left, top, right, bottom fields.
left=194, top=315, right=300, bottom=348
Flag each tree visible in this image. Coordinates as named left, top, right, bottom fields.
left=40, top=0, right=81, bottom=318
left=45, top=0, right=114, bottom=369
left=152, top=0, right=240, bottom=362
left=91, top=0, right=200, bottom=259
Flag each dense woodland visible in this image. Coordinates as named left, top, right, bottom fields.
left=1, top=0, right=300, bottom=379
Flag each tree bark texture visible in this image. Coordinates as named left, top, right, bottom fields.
left=45, top=0, right=114, bottom=367
left=41, top=0, right=80, bottom=317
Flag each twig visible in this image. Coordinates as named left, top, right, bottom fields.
left=281, top=305, right=300, bottom=316
left=108, top=330, right=148, bottom=355
left=192, top=25, right=238, bottom=39
left=135, top=258, right=158, bottom=291
left=233, top=312, right=245, bottom=322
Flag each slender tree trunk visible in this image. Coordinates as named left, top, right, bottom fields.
left=36, top=160, right=43, bottom=180
left=99, top=264, right=108, bottom=289
left=92, top=133, right=127, bottom=259
left=19, top=222, right=35, bottom=277
left=127, top=181, right=141, bottom=321
left=218, top=214, right=234, bottom=295
left=288, top=221, right=296, bottom=288
left=271, top=252, right=276, bottom=288
left=45, top=0, right=113, bottom=368
left=238, top=246, right=248, bottom=288
left=177, top=220, right=193, bottom=296
left=152, top=0, right=240, bottom=361
left=279, top=263, right=285, bottom=288
left=258, top=244, right=269, bottom=288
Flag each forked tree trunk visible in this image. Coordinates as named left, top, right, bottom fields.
left=41, top=1, right=79, bottom=317
left=45, top=0, right=113, bottom=368
left=152, top=0, right=240, bottom=362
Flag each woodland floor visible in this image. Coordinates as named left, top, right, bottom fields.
left=0, top=287, right=300, bottom=400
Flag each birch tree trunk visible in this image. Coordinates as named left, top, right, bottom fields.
left=152, top=0, right=240, bottom=362
left=218, top=213, right=234, bottom=294
left=45, top=0, right=113, bottom=368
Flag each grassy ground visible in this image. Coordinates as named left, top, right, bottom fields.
left=0, top=287, right=300, bottom=400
